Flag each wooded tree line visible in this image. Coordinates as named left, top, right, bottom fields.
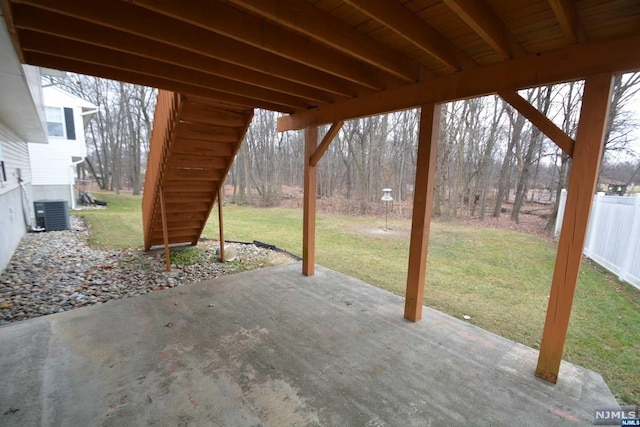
left=46, top=74, right=156, bottom=195
left=50, top=72, right=639, bottom=230
left=229, top=73, right=640, bottom=230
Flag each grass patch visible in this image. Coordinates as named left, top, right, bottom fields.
left=76, top=194, right=640, bottom=405
left=72, top=191, right=143, bottom=249
left=170, top=247, right=216, bottom=265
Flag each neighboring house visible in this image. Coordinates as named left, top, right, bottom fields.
left=0, top=19, right=47, bottom=272
left=28, top=86, right=96, bottom=209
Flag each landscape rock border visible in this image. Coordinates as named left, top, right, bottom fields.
left=0, top=217, right=294, bottom=325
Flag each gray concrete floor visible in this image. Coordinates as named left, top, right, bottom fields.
left=0, top=263, right=617, bottom=426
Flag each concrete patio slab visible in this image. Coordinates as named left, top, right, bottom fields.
left=0, top=263, right=617, bottom=426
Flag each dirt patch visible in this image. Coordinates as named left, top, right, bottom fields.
left=441, top=211, right=557, bottom=243
left=356, top=227, right=410, bottom=238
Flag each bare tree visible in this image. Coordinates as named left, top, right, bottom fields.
left=511, top=86, right=552, bottom=223
left=46, top=73, right=156, bottom=194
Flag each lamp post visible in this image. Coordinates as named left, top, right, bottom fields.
left=381, top=188, right=393, bottom=231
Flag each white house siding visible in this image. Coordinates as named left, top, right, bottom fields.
left=28, top=86, right=93, bottom=207
left=0, top=122, right=32, bottom=193
left=28, top=142, right=73, bottom=186
left=0, top=122, right=32, bottom=272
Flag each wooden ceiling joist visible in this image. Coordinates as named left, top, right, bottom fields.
left=125, top=0, right=401, bottom=91
left=343, top=0, right=476, bottom=72
left=443, top=0, right=526, bottom=59
left=10, top=6, right=341, bottom=105
left=278, top=32, right=640, bottom=131
left=548, top=0, right=585, bottom=45
left=227, top=0, right=419, bottom=82
left=19, top=32, right=314, bottom=110
left=24, top=51, right=294, bottom=112
left=5, top=0, right=639, bottom=118
left=14, top=0, right=365, bottom=97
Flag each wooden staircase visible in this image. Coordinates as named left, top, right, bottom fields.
left=142, top=90, right=253, bottom=251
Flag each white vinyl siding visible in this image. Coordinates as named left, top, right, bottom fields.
left=28, top=87, right=91, bottom=190
left=0, top=121, right=32, bottom=195
left=0, top=121, right=32, bottom=272
left=28, top=141, right=76, bottom=186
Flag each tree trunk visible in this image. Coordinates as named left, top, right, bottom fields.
left=493, top=108, right=524, bottom=217
left=545, top=154, right=570, bottom=232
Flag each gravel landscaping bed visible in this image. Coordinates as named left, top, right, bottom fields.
left=0, top=217, right=295, bottom=325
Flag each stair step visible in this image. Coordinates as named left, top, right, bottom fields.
left=143, top=92, right=253, bottom=251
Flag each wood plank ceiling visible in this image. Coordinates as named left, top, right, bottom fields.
left=2, top=0, right=640, bottom=128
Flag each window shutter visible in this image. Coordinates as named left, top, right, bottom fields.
left=64, top=107, right=76, bottom=140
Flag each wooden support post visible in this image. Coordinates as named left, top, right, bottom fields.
left=536, top=73, right=613, bottom=383
left=303, top=126, right=318, bottom=276
left=404, top=103, right=441, bottom=321
left=218, top=186, right=225, bottom=263
left=159, top=189, right=171, bottom=272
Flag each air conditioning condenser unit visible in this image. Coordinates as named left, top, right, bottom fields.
left=34, top=199, right=70, bottom=231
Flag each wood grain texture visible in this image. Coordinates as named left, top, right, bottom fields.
left=303, top=126, right=319, bottom=276
left=404, top=103, right=441, bottom=322
left=535, top=73, right=613, bottom=383
left=499, top=89, right=575, bottom=157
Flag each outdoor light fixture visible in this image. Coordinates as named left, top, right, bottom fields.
left=381, top=188, right=393, bottom=231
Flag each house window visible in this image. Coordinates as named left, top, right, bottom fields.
left=45, top=106, right=64, bottom=137
left=45, top=106, right=76, bottom=140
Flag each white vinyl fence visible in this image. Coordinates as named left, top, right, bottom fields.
left=556, top=190, right=640, bottom=290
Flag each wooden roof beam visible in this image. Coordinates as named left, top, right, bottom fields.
left=499, top=90, right=574, bottom=156
left=443, top=0, right=526, bottom=59
left=126, top=0, right=401, bottom=90
left=548, top=0, right=586, bottom=45
left=23, top=52, right=297, bottom=113
left=10, top=5, right=341, bottom=105
left=19, top=31, right=315, bottom=110
left=278, top=33, right=640, bottom=130
left=11, top=0, right=363, bottom=97
left=228, top=0, right=419, bottom=82
left=343, top=0, right=476, bottom=72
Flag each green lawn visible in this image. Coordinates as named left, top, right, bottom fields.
left=75, top=192, right=144, bottom=248
left=74, top=192, right=640, bottom=405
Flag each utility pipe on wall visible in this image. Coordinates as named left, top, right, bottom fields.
left=69, top=158, right=85, bottom=210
